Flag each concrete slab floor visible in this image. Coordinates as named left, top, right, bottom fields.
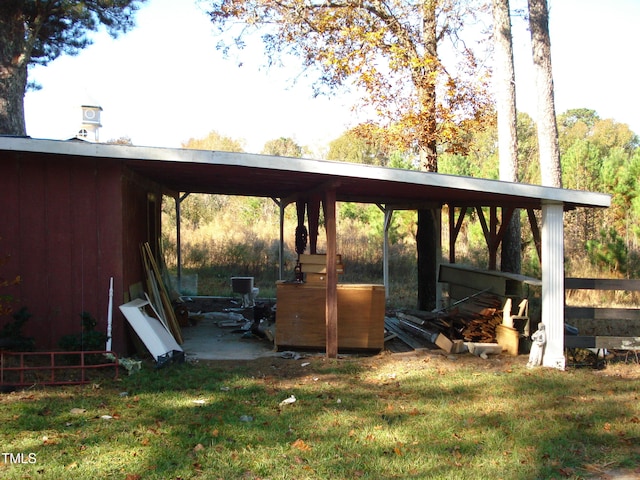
left=180, top=298, right=278, bottom=361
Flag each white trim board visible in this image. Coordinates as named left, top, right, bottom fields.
left=119, top=298, right=182, bottom=361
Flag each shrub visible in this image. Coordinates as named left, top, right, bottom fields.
left=58, top=312, right=108, bottom=352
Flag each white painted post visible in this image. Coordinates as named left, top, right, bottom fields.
left=541, top=201, right=565, bottom=369
left=106, top=277, right=113, bottom=351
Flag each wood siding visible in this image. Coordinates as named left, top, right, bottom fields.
left=0, top=150, right=162, bottom=353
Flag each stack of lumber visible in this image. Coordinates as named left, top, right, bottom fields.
left=140, top=242, right=183, bottom=344
left=384, top=292, right=505, bottom=352
left=460, top=313, right=503, bottom=343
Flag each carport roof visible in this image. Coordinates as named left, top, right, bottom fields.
left=0, top=137, right=611, bottom=210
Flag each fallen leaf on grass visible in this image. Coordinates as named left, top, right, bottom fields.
left=42, top=436, right=58, bottom=445
left=291, top=439, right=312, bottom=451
left=193, top=443, right=205, bottom=453
left=70, top=408, right=86, bottom=414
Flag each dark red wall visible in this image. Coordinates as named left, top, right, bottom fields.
left=0, top=150, right=163, bottom=354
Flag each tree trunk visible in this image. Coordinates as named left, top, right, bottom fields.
left=415, top=0, right=439, bottom=311
left=528, top=0, right=562, bottom=188
left=0, top=10, right=28, bottom=136
left=493, top=0, right=521, bottom=273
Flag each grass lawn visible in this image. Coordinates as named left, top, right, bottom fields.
left=1, top=351, right=639, bottom=479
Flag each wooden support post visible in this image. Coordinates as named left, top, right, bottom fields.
left=489, top=206, right=498, bottom=270
left=475, top=206, right=499, bottom=270
left=449, top=206, right=467, bottom=264
left=324, top=188, right=338, bottom=359
left=383, top=207, right=393, bottom=299
left=527, top=208, right=542, bottom=262
left=274, top=198, right=285, bottom=280
left=474, top=206, right=516, bottom=271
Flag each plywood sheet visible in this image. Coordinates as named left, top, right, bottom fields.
left=275, top=283, right=385, bottom=351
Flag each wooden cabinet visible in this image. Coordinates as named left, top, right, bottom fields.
left=275, top=282, right=385, bottom=351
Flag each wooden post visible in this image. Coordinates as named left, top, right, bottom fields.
left=449, top=206, right=467, bottom=264
left=324, top=188, right=338, bottom=358
left=383, top=207, right=393, bottom=299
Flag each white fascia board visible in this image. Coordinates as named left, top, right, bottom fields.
left=0, top=136, right=611, bottom=209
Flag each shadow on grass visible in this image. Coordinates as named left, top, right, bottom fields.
left=2, top=355, right=639, bottom=479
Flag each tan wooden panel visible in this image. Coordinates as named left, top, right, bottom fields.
left=275, top=283, right=385, bottom=351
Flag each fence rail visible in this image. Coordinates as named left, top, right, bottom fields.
left=564, top=278, right=640, bottom=353
left=1, top=350, right=119, bottom=387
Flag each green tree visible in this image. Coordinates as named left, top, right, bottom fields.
left=261, top=137, right=303, bottom=157
left=206, top=0, right=493, bottom=310
left=0, top=0, right=145, bottom=135
left=330, top=123, right=423, bottom=171
left=326, top=128, right=387, bottom=165
left=559, top=112, right=640, bottom=272
left=516, top=112, right=540, bottom=184
left=180, top=131, right=246, bottom=228
left=182, top=130, right=245, bottom=152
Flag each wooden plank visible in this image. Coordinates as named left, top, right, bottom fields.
left=301, top=263, right=344, bottom=274
left=141, top=242, right=183, bottom=344
left=384, top=317, right=429, bottom=350
left=565, top=335, right=640, bottom=351
left=595, top=336, right=640, bottom=350
left=299, top=254, right=342, bottom=264
left=564, top=336, right=596, bottom=349
left=565, top=307, right=640, bottom=321
left=565, top=278, right=640, bottom=291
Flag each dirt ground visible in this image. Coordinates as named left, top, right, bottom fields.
left=180, top=296, right=640, bottom=381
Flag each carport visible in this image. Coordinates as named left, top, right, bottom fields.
left=0, top=138, right=611, bottom=368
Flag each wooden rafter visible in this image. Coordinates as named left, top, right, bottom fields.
left=527, top=208, right=542, bottom=262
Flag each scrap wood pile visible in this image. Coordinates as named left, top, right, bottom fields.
left=139, top=242, right=183, bottom=344
left=385, top=292, right=505, bottom=353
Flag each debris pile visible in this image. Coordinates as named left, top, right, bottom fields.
left=384, top=292, right=519, bottom=356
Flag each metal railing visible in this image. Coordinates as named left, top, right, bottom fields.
left=1, top=350, right=119, bottom=387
